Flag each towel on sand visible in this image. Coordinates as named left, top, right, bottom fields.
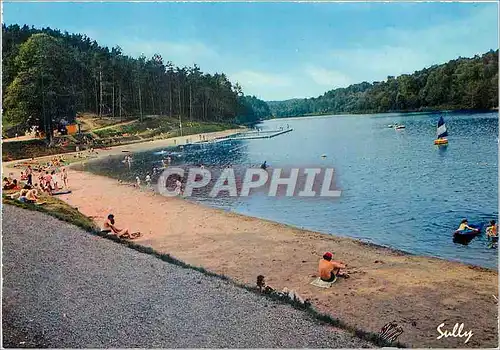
left=310, top=277, right=336, bottom=288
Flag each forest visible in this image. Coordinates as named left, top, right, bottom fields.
left=2, top=24, right=270, bottom=141
left=268, top=50, right=499, bottom=117
left=3, top=24, right=497, bottom=135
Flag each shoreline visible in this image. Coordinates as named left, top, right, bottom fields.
left=71, top=160, right=500, bottom=273
left=3, top=128, right=243, bottom=167
left=267, top=108, right=498, bottom=121
left=77, top=142, right=495, bottom=272
left=3, top=128, right=498, bottom=347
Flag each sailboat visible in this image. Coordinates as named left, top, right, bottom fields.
left=434, top=116, right=448, bottom=145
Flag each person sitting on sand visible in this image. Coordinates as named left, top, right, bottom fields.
left=25, top=189, right=39, bottom=204
left=318, top=252, right=349, bottom=282
left=3, top=177, right=13, bottom=190
left=40, top=179, right=52, bottom=194
left=103, top=214, right=141, bottom=239
left=457, top=219, right=478, bottom=232
left=260, top=161, right=268, bottom=170
left=9, top=179, right=20, bottom=191
left=33, top=183, right=43, bottom=195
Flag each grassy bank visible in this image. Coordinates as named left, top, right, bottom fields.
left=2, top=196, right=403, bottom=348
left=3, top=193, right=98, bottom=232
left=2, top=139, right=77, bottom=162
left=92, top=116, right=237, bottom=139
left=2, top=118, right=240, bottom=162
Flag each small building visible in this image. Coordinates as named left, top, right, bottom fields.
left=66, top=124, right=78, bottom=135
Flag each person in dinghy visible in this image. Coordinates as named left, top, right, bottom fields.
left=457, top=219, right=479, bottom=232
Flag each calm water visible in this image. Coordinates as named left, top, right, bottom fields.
left=84, top=112, right=499, bottom=268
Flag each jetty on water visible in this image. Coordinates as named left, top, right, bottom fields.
left=196, top=128, right=293, bottom=145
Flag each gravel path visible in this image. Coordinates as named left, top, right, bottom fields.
left=2, top=205, right=371, bottom=348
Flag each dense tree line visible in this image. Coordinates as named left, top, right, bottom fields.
left=2, top=24, right=269, bottom=141
left=268, top=50, right=499, bottom=117
left=236, top=95, right=272, bottom=124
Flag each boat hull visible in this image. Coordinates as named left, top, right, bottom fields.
left=434, top=138, right=448, bottom=145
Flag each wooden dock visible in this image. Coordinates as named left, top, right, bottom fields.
left=215, top=128, right=293, bottom=142
left=183, top=129, right=293, bottom=147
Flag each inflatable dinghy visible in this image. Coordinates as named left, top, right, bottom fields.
left=453, top=223, right=483, bottom=244
left=52, top=190, right=72, bottom=196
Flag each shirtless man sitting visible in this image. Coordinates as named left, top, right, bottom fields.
left=318, top=252, right=349, bottom=282
left=103, top=214, right=141, bottom=239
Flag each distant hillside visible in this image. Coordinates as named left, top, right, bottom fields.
left=268, top=50, right=499, bottom=118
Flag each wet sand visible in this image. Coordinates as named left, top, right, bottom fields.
left=4, top=131, right=498, bottom=347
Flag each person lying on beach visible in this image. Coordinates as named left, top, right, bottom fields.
left=11, top=189, right=29, bottom=201
left=457, top=219, right=478, bottom=232
left=318, top=252, right=349, bottom=282
left=103, top=214, right=141, bottom=239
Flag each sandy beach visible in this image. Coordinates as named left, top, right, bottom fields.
left=4, top=131, right=498, bottom=348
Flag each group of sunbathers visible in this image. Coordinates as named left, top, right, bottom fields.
left=36, top=168, right=68, bottom=193
left=3, top=177, right=21, bottom=191
left=7, top=181, right=42, bottom=204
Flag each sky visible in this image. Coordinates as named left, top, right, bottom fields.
left=3, top=2, right=498, bottom=101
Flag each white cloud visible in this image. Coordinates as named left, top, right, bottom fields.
left=384, top=4, right=498, bottom=53
left=230, top=70, right=292, bottom=88
left=117, top=39, right=219, bottom=67
left=328, top=5, right=498, bottom=84
left=229, top=70, right=302, bottom=100
left=329, top=46, right=430, bottom=81
left=305, top=65, right=352, bottom=87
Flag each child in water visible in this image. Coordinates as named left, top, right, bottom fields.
left=487, top=220, right=498, bottom=248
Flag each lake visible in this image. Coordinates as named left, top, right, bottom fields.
left=84, top=111, right=499, bottom=268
